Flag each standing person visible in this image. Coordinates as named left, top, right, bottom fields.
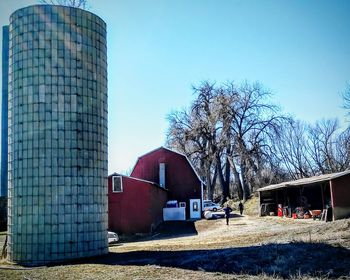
left=223, top=204, right=233, bottom=225
left=239, top=201, right=244, bottom=215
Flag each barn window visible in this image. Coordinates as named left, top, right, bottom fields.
left=112, top=176, right=123, bottom=192
left=159, top=163, right=165, bottom=187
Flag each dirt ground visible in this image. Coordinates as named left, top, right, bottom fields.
left=0, top=214, right=350, bottom=280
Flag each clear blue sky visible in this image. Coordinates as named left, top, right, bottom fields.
left=1, top=0, right=349, bottom=173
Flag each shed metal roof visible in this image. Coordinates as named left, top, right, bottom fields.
left=257, top=169, right=350, bottom=192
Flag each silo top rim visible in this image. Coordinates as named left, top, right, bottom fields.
left=9, top=4, right=106, bottom=27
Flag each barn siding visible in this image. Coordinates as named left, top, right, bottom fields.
left=331, top=174, right=350, bottom=220
left=108, top=175, right=167, bottom=234
left=148, top=184, right=168, bottom=231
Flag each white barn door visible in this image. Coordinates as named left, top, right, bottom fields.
left=190, top=199, right=201, bottom=219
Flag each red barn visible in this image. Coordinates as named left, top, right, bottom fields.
left=108, top=147, right=204, bottom=234
left=131, top=147, right=204, bottom=219
left=108, top=174, right=168, bottom=234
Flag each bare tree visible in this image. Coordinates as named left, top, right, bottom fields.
left=308, top=119, right=349, bottom=173
left=39, top=0, right=88, bottom=9
left=273, top=118, right=313, bottom=179
left=167, top=82, right=231, bottom=201
left=190, top=82, right=224, bottom=201
left=334, top=128, right=350, bottom=170
left=167, top=81, right=284, bottom=202
left=274, top=117, right=350, bottom=178
left=225, top=82, right=283, bottom=201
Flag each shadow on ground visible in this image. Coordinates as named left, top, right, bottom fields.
left=118, top=215, right=243, bottom=243
left=119, top=221, right=198, bottom=243
left=152, top=220, right=198, bottom=239
left=86, top=242, right=350, bottom=279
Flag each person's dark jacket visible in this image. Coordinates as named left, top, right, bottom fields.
left=223, top=206, right=232, bottom=216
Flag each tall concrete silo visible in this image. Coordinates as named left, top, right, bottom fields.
left=7, top=5, right=108, bottom=265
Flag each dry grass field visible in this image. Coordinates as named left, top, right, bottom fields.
left=0, top=207, right=350, bottom=279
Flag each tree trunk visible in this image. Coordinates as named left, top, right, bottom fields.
left=240, top=161, right=251, bottom=202
left=206, top=165, right=214, bottom=201
left=227, top=156, right=243, bottom=200
left=224, top=149, right=231, bottom=197
left=210, top=165, right=218, bottom=199
left=216, top=154, right=229, bottom=203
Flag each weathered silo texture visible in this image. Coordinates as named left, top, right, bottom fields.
left=7, top=5, right=108, bottom=265
left=1, top=26, right=9, bottom=200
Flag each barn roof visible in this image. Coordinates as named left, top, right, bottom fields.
left=257, top=169, right=350, bottom=192
left=131, top=146, right=205, bottom=186
left=109, top=172, right=169, bottom=191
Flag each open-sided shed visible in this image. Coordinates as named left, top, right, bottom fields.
left=257, top=170, right=350, bottom=221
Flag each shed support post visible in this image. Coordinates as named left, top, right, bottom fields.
left=258, top=191, right=261, bottom=216
left=329, top=180, right=335, bottom=221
